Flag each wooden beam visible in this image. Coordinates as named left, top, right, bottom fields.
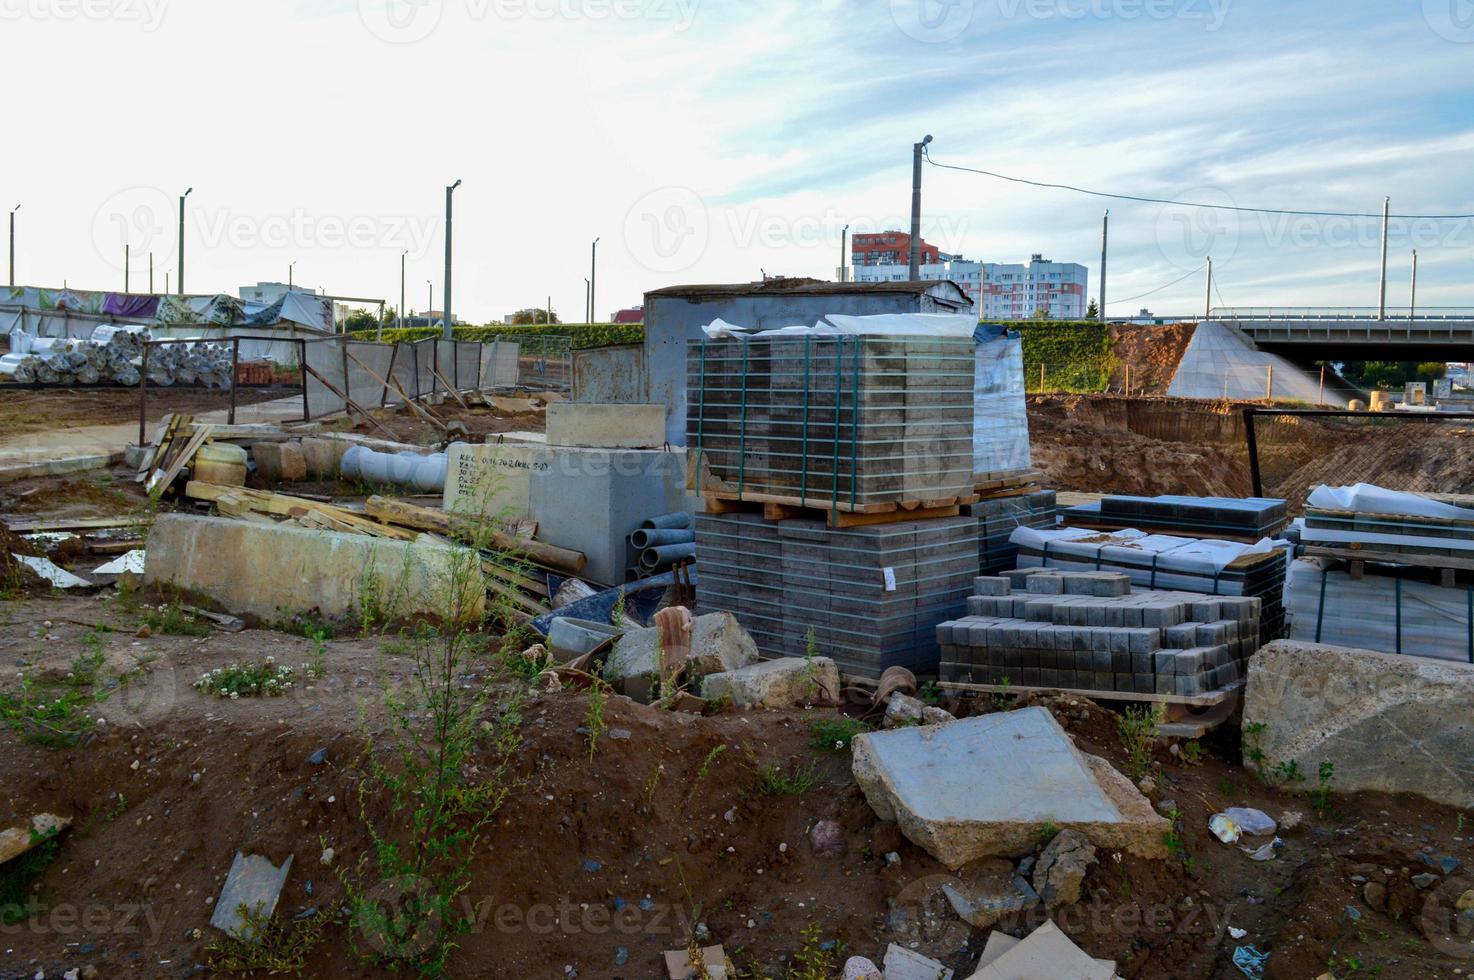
left=363, top=495, right=586, bottom=574
left=301, top=362, right=398, bottom=439
left=430, top=364, right=470, bottom=409
left=343, top=348, right=448, bottom=433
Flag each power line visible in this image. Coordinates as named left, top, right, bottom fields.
left=923, top=148, right=1474, bottom=220
left=1109, top=262, right=1207, bottom=305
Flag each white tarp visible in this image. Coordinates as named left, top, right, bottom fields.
left=700, top=313, right=977, bottom=339
left=1307, top=483, right=1474, bottom=522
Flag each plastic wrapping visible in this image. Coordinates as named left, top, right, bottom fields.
left=973, top=325, right=1031, bottom=476
left=1285, top=558, right=1474, bottom=663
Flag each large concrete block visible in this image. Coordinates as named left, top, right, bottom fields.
left=144, top=514, right=484, bottom=623
left=252, top=442, right=306, bottom=484
left=443, top=441, right=542, bottom=520
left=299, top=437, right=348, bottom=479
left=700, top=656, right=839, bottom=709
left=546, top=402, right=665, bottom=449
left=1244, top=640, right=1474, bottom=809
left=530, top=447, right=686, bottom=587
left=851, top=707, right=1168, bottom=869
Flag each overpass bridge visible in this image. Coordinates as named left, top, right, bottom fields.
left=1204, top=308, right=1474, bottom=362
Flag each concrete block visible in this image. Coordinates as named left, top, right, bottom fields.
left=974, top=576, right=1011, bottom=597
left=530, top=447, right=686, bottom=586
left=251, top=442, right=306, bottom=483
left=851, top=707, right=1169, bottom=868
left=210, top=852, right=293, bottom=941
left=700, top=656, right=839, bottom=709
left=1027, top=574, right=1064, bottom=595
left=1244, top=640, right=1474, bottom=808
left=546, top=402, right=666, bottom=449
left=606, top=611, right=759, bottom=700
left=144, top=514, right=482, bottom=622
left=443, top=441, right=542, bottom=520
left=299, top=437, right=348, bottom=479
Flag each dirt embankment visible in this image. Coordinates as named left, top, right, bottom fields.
left=1108, top=323, right=1197, bottom=395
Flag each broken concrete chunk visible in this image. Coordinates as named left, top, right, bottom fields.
left=251, top=442, right=307, bottom=483
left=664, top=944, right=734, bottom=979
left=942, top=868, right=1040, bottom=929
left=967, top=920, right=1114, bottom=979
left=210, top=852, right=294, bottom=942
left=605, top=611, right=758, bottom=700
left=852, top=707, right=1168, bottom=869
left=883, top=692, right=926, bottom=728
left=1244, top=640, right=1474, bottom=809
left=0, top=813, right=70, bottom=865
left=298, top=437, right=348, bottom=479
left=883, top=943, right=955, bottom=980
left=840, top=956, right=883, bottom=980
left=1033, top=830, right=1097, bottom=909
left=700, top=656, right=839, bottom=709
left=922, top=705, right=957, bottom=726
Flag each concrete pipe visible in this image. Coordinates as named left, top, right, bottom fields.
left=640, top=512, right=693, bottom=531
left=340, top=445, right=448, bottom=493
left=629, top=527, right=695, bottom=550
left=639, top=541, right=696, bottom=569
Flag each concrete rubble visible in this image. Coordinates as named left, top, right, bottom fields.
left=0, top=813, right=70, bottom=865
left=700, top=655, right=840, bottom=708
left=852, top=706, right=1169, bottom=868
left=1244, top=639, right=1474, bottom=808
left=967, top=920, right=1115, bottom=979
left=604, top=611, right=758, bottom=700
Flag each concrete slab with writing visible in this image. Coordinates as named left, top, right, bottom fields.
left=209, top=852, right=293, bottom=942
left=443, top=441, right=545, bottom=520
left=852, top=706, right=1168, bottom=868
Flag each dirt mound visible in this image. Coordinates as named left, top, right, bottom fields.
left=1109, top=323, right=1197, bottom=395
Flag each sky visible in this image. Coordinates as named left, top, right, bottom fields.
left=5, top=0, right=1474, bottom=321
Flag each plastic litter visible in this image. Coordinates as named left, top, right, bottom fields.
left=1241, top=837, right=1283, bottom=861
left=1222, top=807, right=1277, bottom=836
left=1209, top=813, right=1242, bottom=844
left=1232, top=945, right=1269, bottom=979
left=1228, top=926, right=1248, bottom=940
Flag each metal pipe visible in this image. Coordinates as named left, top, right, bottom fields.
left=630, top=527, right=695, bottom=550
left=640, top=512, right=693, bottom=531
left=1377, top=196, right=1389, bottom=320
left=640, top=541, right=697, bottom=569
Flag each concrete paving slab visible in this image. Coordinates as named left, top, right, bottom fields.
left=210, top=852, right=293, bottom=942
left=852, top=707, right=1168, bottom=868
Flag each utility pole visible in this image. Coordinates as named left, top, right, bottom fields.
left=584, top=277, right=591, bottom=323
left=908, top=135, right=932, bottom=280
left=400, top=250, right=407, bottom=329
left=178, top=187, right=192, bottom=296
left=1098, top=209, right=1108, bottom=322
left=443, top=179, right=461, bottom=340
left=1204, top=256, right=1213, bottom=318
left=1410, top=249, right=1418, bottom=322
left=590, top=237, right=600, bottom=323
left=8, top=204, right=19, bottom=288
left=148, top=252, right=153, bottom=293
left=427, top=280, right=433, bottom=325
left=547, top=295, right=552, bottom=325
left=1377, top=196, right=1390, bottom=320
left=841, top=223, right=849, bottom=282
left=125, top=244, right=130, bottom=293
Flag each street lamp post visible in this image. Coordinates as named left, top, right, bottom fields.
left=584, top=277, right=591, bottom=323
left=443, top=179, right=461, bottom=340
left=177, top=187, right=192, bottom=296
left=8, top=204, right=19, bottom=288
left=427, top=280, right=433, bottom=326
left=590, top=237, right=599, bottom=323
left=841, top=223, right=849, bottom=282
left=288, top=260, right=296, bottom=291
left=400, top=250, right=408, bottom=330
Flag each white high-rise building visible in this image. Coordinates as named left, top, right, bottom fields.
left=849, top=245, right=1087, bottom=320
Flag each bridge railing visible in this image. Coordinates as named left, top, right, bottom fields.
left=1211, top=306, right=1474, bottom=321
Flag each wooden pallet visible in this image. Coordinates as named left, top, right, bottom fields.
left=1304, top=545, right=1474, bottom=586
left=701, top=492, right=967, bottom=529
left=1062, top=517, right=1283, bottom=544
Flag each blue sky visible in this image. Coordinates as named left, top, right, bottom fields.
left=6, top=0, right=1473, bottom=319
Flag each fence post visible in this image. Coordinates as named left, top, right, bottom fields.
left=1318, top=364, right=1326, bottom=407
left=299, top=339, right=310, bottom=421
left=1243, top=408, right=1263, bottom=497
left=1125, top=363, right=1131, bottom=398
left=1039, top=362, right=1046, bottom=392
left=228, top=338, right=239, bottom=425
left=1265, top=364, right=1274, bottom=402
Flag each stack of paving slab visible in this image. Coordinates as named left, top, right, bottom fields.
left=937, top=568, right=1261, bottom=697
left=1300, top=484, right=1474, bottom=567
left=1060, top=493, right=1287, bottom=539
left=696, top=511, right=978, bottom=678
left=686, top=335, right=977, bottom=508
left=1010, top=525, right=1286, bottom=646
left=964, top=489, right=1058, bottom=575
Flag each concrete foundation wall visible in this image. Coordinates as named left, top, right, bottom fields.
left=144, top=514, right=484, bottom=623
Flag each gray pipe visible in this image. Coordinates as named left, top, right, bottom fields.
left=640, top=512, right=692, bottom=531
left=630, top=527, right=695, bottom=550
left=640, top=541, right=696, bottom=569
left=340, top=445, right=447, bottom=492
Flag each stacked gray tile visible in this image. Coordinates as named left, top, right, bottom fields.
left=937, top=569, right=1261, bottom=697
left=697, top=512, right=978, bottom=678
left=964, top=490, right=1058, bottom=575
left=687, top=335, right=976, bottom=507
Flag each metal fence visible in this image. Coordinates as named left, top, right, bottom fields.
left=1244, top=408, right=1474, bottom=513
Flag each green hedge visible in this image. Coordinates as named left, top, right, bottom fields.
left=348, top=322, right=644, bottom=350
left=1004, top=320, right=1116, bottom=393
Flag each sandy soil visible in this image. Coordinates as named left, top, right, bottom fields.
left=1109, top=323, right=1197, bottom=395
left=0, top=388, right=293, bottom=438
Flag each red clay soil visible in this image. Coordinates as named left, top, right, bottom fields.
left=1, top=594, right=1469, bottom=979
left=1108, top=323, right=1197, bottom=395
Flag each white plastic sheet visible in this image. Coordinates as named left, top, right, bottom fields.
left=1307, top=483, right=1474, bottom=522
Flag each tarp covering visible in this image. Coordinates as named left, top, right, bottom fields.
left=101, top=294, right=160, bottom=318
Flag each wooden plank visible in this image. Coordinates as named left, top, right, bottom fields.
left=830, top=503, right=960, bottom=528
left=1305, top=544, right=1474, bottom=573
left=362, top=495, right=586, bottom=574
left=343, top=348, right=448, bottom=433
left=301, top=363, right=398, bottom=439
left=4, top=516, right=151, bottom=534
left=147, top=424, right=213, bottom=497
left=183, top=482, right=419, bottom=541
left=938, top=678, right=1243, bottom=709
left=702, top=494, right=961, bottom=528
left=429, top=364, right=471, bottom=409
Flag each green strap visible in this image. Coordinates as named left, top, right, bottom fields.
left=1395, top=576, right=1403, bottom=656
left=849, top=336, right=860, bottom=510
left=800, top=336, right=811, bottom=503
left=1466, top=586, right=1472, bottom=664
left=694, top=338, right=707, bottom=462
left=1042, top=541, right=1052, bottom=569
left=1149, top=553, right=1159, bottom=590
left=737, top=338, right=749, bottom=499
left=1211, top=568, right=1222, bottom=595
left=830, top=337, right=842, bottom=520
left=1315, top=567, right=1327, bottom=642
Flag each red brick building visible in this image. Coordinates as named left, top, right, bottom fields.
left=851, top=231, right=939, bottom=269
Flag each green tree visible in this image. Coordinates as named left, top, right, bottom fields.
left=508, top=308, right=559, bottom=325
left=1336, top=360, right=1446, bottom=391
left=1086, top=299, right=1099, bottom=319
